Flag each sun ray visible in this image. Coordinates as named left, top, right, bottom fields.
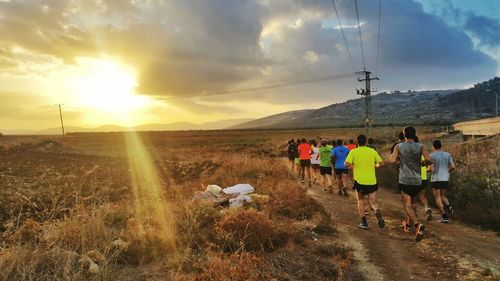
left=124, top=131, right=176, bottom=254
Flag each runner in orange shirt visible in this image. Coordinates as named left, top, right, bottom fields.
left=298, top=138, right=313, bottom=187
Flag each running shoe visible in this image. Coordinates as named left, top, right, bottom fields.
left=415, top=223, right=425, bottom=242
left=328, top=185, right=333, bottom=194
left=364, top=210, right=369, bottom=216
left=438, top=216, right=449, bottom=223
left=358, top=221, right=368, bottom=229
left=342, top=188, right=348, bottom=197
left=426, top=208, right=433, bottom=221
left=401, top=220, right=410, bottom=233
left=375, top=211, right=385, bottom=228
left=447, top=205, right=454, bottom=216
left=301, top=180, right=305, bottom=183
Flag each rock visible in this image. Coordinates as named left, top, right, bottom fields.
left=110, top=239, right=129, bottom=251
left=3, top=220, right=14, bottom=230
left=79, top=254, right=101, bottom=274
left=87, top=250, right=106, bottom=265
left=205, top=184, right=223, bottom=196
left=88, top=260, right=100, bottom=274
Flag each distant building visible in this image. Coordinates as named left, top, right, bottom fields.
left=453, top=117, right=500, bottom=139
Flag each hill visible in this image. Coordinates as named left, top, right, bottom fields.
left=231, top=109, right=314, bottom=129
left=0, top=118, right=255, bottom=135
left=234, top=77, right=500, bottom=129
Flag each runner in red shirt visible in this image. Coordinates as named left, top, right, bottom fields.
left=298, top=138, right=313, bottom=187
left=347, top=139, right=358, bottom=151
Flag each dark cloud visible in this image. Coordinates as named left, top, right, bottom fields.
left=0, top=0, right=497, bottom=109
left=163, top=99, right=242, bottom=115
left=465, top=15, right=500, bottom=46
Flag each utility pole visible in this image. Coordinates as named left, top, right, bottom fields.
left=56, top=104, right=65, bottom=138
left=356, top=70, right=379, bottom=136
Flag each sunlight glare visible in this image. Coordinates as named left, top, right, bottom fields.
left=125, top=132, right=176, bottom=253
left=69, top=58, right=150, bottom=113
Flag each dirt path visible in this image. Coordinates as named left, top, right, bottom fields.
left=301, top=181, right=500, bottom=281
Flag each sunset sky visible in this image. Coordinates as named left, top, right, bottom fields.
left=1, top=0, right=499, bottom=130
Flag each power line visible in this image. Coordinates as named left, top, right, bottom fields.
left=353, top=0, right=366, bottom=70
left=160, top=72, right=356, bottom=101
left=375, top=0, right=382, bottom=75
left=330, top=0, right=356, bottom=72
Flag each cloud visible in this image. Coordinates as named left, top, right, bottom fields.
left=164, top=99, right=242, bottom=115
left=465, top=15, right=500, bottom=46
left=0, top=92, right=83, bottom=123
left=0, top=0, right=498, bottom=118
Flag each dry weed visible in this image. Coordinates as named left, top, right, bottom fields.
left=214, top=208, right=278, bottom=252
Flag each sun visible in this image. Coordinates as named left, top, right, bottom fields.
left=69, top=58, right=150, bottom=113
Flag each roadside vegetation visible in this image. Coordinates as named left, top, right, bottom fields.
left=0, top=130, right=353, bottom=280
left=1, top=128, right=497, bottom=280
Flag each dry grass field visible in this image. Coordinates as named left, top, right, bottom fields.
left=0, top=129, right=362, bottom=280
left=0, top=128, right=498, bottom=281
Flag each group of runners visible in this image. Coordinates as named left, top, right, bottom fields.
left=285, top=126, right=455, bottom=241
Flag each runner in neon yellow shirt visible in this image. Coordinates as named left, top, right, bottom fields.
left=345, top=134, right=385, bottom=229
left=416, top=136, right=432, bottom=221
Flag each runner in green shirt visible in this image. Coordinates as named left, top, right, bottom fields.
left=317, top=139, right=333, bottom=193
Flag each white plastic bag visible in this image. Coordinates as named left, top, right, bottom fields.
left=223, top=184, right=255, bottom=195
left=229, top=195, right=252, bottom=208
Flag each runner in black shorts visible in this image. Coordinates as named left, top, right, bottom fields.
left=331, top=139, right=350, bottom=196
left=431, top=181, right=448, bottom=189
left=317, top=139, right=333, bottom=193
left=310, top=140, right=321, bottom=184
left=391, top=127, right=431, bottom=242
left=334, top=168, right=348, bottom=176
left=354, top=181, right=379, bottom=195
left=430, top=140, right=455, bottom=223
left=345, top=135, right=385, bottom=230
left=320, top=166, right=332, bottom=175
left=300, top=159, right=311, bottom=167
left=286, top=139, right=298, bottom=173
left=414, top=136, right=432, bottom=221
left=297, top=138, right=313, bottom=187
left=399, top=184, right=420, bottom=198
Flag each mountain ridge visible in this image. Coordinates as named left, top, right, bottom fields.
left=0, top=118, right=255, bottom=135
left=232, top=77, right=500, bottom=129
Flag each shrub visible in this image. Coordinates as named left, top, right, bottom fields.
left=120, top=217, right=176, bottom=265
left=175, top=202, right=222, bottom=250
left=14, top=219, right=41, bottom=245
left=213, top=209, right=277, bottom=252
left=449, top=175, right=499, bottom=231
left=180, top=252, right=271, bottom=281
left=267, top=180, right=324, bottom=219
left=376, top=163, right=399, bottom=192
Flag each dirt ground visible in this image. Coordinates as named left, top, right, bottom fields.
left=301, top=178, right=500, bottom=281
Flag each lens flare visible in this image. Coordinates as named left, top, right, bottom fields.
left=124, top=132, right=176, bottom=253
